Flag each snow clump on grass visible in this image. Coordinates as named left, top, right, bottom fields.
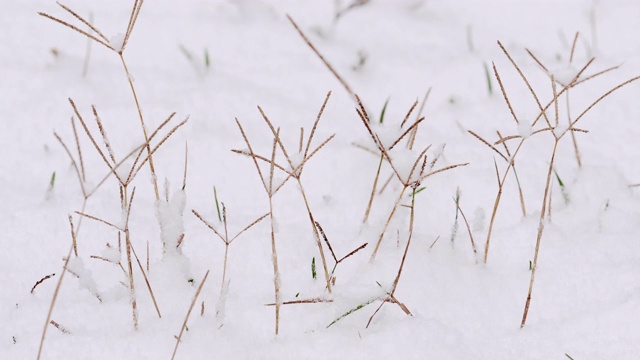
left=157, top=190, right=187, bottom=256
left=109, top=33, right=125, bottom=52
left=517, top=119, right=533, bottom=139
left=391, top=148, right=423, bottom=184
left=552, top=64, right=578, bottom=85
left=371, top=122, right=403, bottom=150
left=67, top=257, right=101, bottom=300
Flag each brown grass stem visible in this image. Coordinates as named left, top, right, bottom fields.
left=31, top=273, right=56, bottom=294
left=171, top=269, right=209, bottom=360
left=367, top=184, right=419, bottom=327
left=454, top=197, right=477, bottom=257
left=256, top=104, right=335, bottom=293
left=287, top=15, right=356, bottom=100
left=192, top=206, right=267, bottom=298
left=118, top=53, right=160, bottom=201
left=497, top=131, right=527, bottom=217
left=37, top=217, right=75, bottom=360
left=265, top=298, right=332, bottom=306
left=130, top=240, right=162, bottom=318
left=268, top=131, right=282, bottom=335
left=520, top=139, right=558, bottom=328
left=483, top=44, right=598, bottom=264
left=407, top=88, right=432, bottom=150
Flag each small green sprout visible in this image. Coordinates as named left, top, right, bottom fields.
left=311, top=257, right=316, bottom=279
left=327, top=298, right=376, bottom=328
left=45, top=171, right=56, bottom=200
left=553, top=168, right=570, bottom=204
left=409, top=187, right=425, bottom=197
left=214, top=186, right=222, bottom=222
left=483, top=61, right=493, bottom=95
left=379, top=97, right=390, bottom=124
left=204, top=48, right=210, bottom=69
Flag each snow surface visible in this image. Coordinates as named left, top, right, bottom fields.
left=2, top=0, right=640, bottom=359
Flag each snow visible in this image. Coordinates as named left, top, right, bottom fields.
left=472, top=207, right=485, bottom=233
left=157, top=190, right=187, bottom=255
left=3, top=1, right=640, bottom=359
left=552, top=64, right=579, bottom=86
left=518, top=119, right=533, bottom=139
left=553, top=122, right=569, bottom=138
left=371, top=122, right=403, bottom=150
left=109, top=33, right=125, bottom=53
left=389, top=147, right=424, bottom=184
left=100, top=246, right=121, bottom=263
left=288, top=151, right=304, bottom=176
left=66, top=257, right=101, bottom=301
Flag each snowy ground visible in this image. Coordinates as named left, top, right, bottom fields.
left=2, top=0, right=640, bottom=359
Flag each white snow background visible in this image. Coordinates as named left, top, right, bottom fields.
left=2, top=0, right=640, bottom=359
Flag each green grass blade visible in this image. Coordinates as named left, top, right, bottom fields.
left=379, top=97, right=390, bottom=124
left=483, top=61, right=493, bottom=95
left=326, top=298, right=376, bottom=328
left=214, top=186, right=222, bottom=222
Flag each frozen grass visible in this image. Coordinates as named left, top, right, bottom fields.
left=4, top=0, right=640, bottom=359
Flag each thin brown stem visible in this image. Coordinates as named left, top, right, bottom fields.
left=235, top=119, right=269, bottom=193
left=454, top=198, right=477, bottom=257
left=497, top=41, right=554, bottom=129
left=370, top=187, right=407, bottom=261
left=407, top=88, right=431, bottom=150
left=268, top=132, right=281, bottom=335
left=171, top=269, right=209, bottom=360
left=521, top=140, right=559, bottom=328
left=37, top=218, right=75, bottom=360
left=69, top=99, right=123, bottom=184
left=122, top=0, right=144, bottom=53
left=566, top=89, right=582, bottom=167
left=367, top=186, right=417, bottom=327
left=54, top=131, right=87, bottom=198
left=569, top=32, right=580, bottom=64
left=287, top=15, right=355, bottom=100
left=31, top=273, right=56, bottom=294
left=497, top=131, right=527, bottom=217
left=119, top=53, right=159, bottom=201
left=229, top=213, right=269, bottom=243
left=303, top=91, right=332, bottom=161
left=468, top=130, right=508, bottom=162
left=130, top=240, right=162, bottom=318
left=75, top=211, right=124, bottom=232
left=493, top=62, right=519, bottom=124
left=56, top=2, right=109, bottom=43
left=70, top=116, right=86, bottom=182
left=265, top=298, right=332, bottom=306
left=38, top=12, right=115, bottom=51
left=362, top=155, right=384, bottom=224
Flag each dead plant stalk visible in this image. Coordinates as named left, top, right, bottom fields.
left=483, top=39, right=603, bottom=264
left=520, top=73, right=640, bottom=328
left=192, top=205, right=268, bottom=299
left=367, top=182, right=421, bottom=327
left=171, top=270, right=210, bottom=360
left=256, top=97, right=336, bottom=294
left=37, top=217, right=75, bottom=360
